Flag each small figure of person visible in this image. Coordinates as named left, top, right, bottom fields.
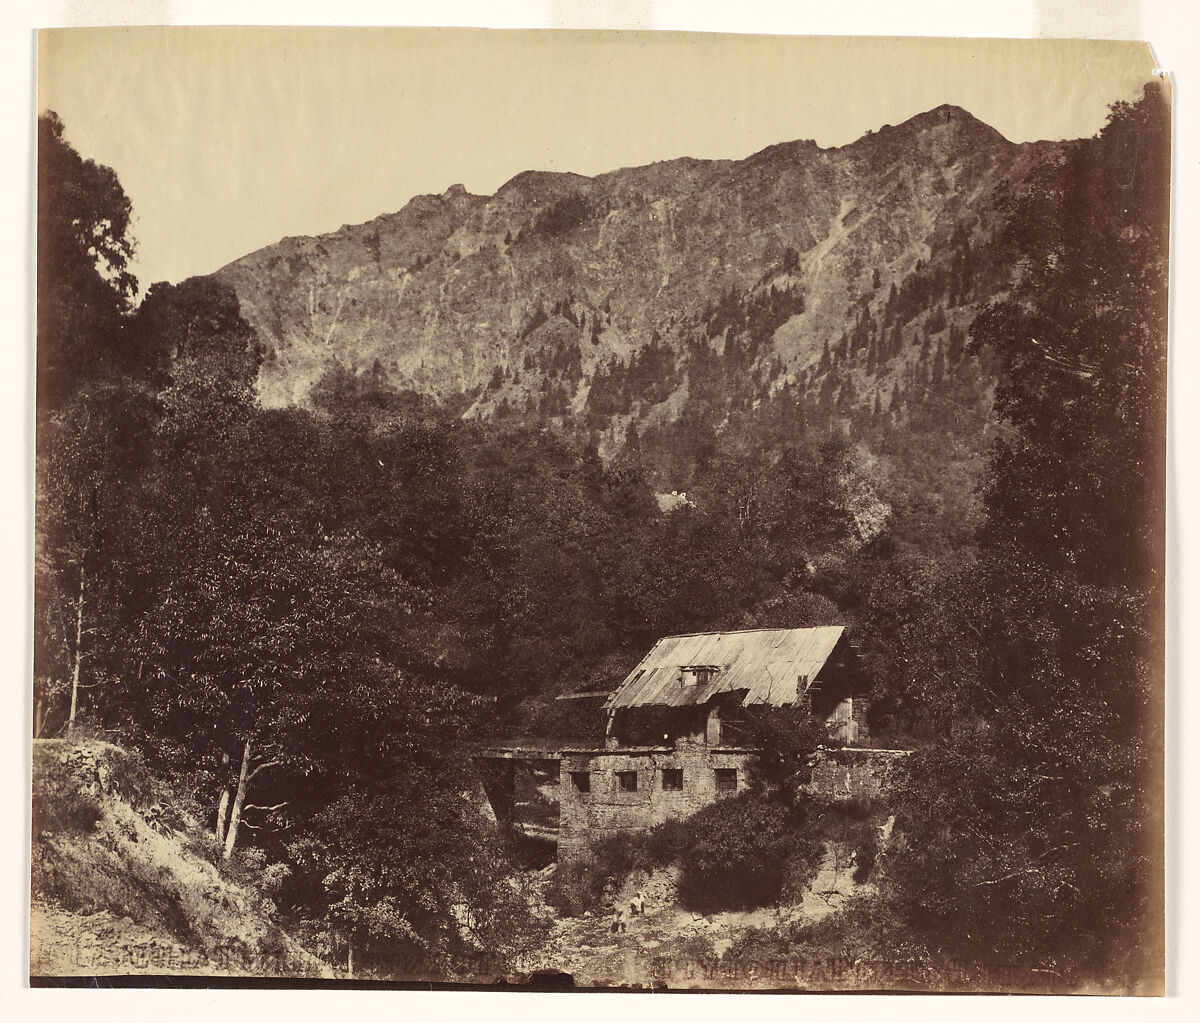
left=629, top=891, right=646, bottom=916
left=611, top=905, right=627, bottom=934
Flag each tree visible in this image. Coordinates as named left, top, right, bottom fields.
left=34, top=380, right=160, bottom=735
left=35, top=112, right=145, bottom=733
left=738, top=704, right=830, bottom=788
left=37, top=112, right=137, bottom=409
left=930, top=340, right=945, bottom=389
left=973, top=84, right=1168, bottom=593
left=285, top=671, right=548, bottom=976
left=875, top=84, right=1169, bottom=989
left=878, top=553, right=1161, bottom=984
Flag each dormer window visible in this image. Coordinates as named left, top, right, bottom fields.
left=681, top=665, right=719, bottom=687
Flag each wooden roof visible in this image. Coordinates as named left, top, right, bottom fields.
left=605, top=626, right=848, bottom=710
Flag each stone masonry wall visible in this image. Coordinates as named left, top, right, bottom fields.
left=802, top=747, right=910, bottom=802
left=556, top=745, right=911, bottom=861
left=558, top=739, right=753, bottom=861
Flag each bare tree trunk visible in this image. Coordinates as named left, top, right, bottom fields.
left=67, top=566, right=85, bottom=735
left=34, top=699, right=47, bottom=739
left=223, top=738, right=252, bottom=860
left=216, top=787, right=231, bottom=846
left=347, top=944, right=354, bottom=979
left=215, top=751, right=233, bottom=845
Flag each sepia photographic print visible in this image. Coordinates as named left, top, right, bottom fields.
left=31, top=29, right=1168, bottom=994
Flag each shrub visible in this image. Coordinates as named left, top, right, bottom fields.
left=38, top=785, right=104, bottom=835
left=532, top=194, right=591, bottom=237
left=105, top=747, right=158, bottom=809
left=220, top=844, right=269, bottom=887
left=259, top=862, right=293, bottom=899
left=852, top=824, right=879, bottom=883
left=722, top=896, right=914, bottom=988
left=738, top=706, right=831, bottom=789
left=552, top=790, right=838, bottom=915
left=643, top=816, right=692, bottom=865
left=140, top=801, right=186, bottom=837
left=548, top=792, right=879, bottom=918
left=592, top=832, right=640, bottom=878
left=809, top=798, right=886, bottom=883
left=546, top=832, right=641, bottom=917
left=187, top=830, right=225, bottom=865
left=239, top=846, right=269, bottom=872
left=675, top=791, right=822, bottom=912
left=32, top=752, right=104, bottom=836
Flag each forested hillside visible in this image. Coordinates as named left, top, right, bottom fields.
left=34, top=86, right=1167, bottom=988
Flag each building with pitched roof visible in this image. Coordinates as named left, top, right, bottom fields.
left=554, top=626, right=877, bottom=858
left=477, top=625, right=906, bottom=861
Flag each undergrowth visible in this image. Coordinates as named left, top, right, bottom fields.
left=32, top=753, right=103, bottom=836
left=548, top=792, right=887, bottom=917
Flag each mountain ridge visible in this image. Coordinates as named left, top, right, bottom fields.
left=210, top=102, right=1063, bottom=441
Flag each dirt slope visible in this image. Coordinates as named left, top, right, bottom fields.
left=30, top=738, right=330, bottom=979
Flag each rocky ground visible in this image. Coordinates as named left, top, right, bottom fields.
left=30, top=904, right=237, bottom=977
left=531, top=847, right=866, bottom=989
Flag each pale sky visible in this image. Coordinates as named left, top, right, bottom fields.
left=38, top=29, right=1156, bottom=292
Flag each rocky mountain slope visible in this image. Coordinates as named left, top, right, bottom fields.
left=213, top=105, right=1063, bottom=433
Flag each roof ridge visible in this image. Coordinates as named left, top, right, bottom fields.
left=655, top=625, right=845, bottom=640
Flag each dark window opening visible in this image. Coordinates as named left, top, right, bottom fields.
left=617, top=771, right=638, bottom=792
left=662, top=769, right=683, bottom=791
left=715, top=768, right=738, bottom=792
left=570, top=771, right=590, bottom=793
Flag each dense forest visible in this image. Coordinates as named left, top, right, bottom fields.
left=33, top=86, right=1166, bottom=987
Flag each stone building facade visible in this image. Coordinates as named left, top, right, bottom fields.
left=557, top=738, right=755, bottom=860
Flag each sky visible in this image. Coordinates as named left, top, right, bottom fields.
left=38, top=29, right=1156, bottom=292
